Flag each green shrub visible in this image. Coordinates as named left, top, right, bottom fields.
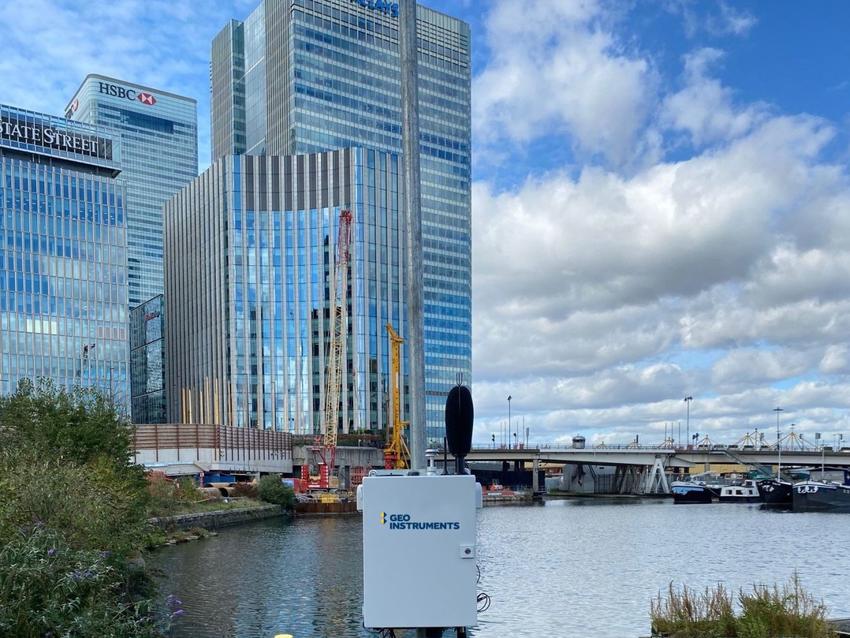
left=0, top=379, right=161, bottom=636
left=0, top=378, right=133, bottom=468
left=258, top=474, right=296, bottom=508
left=0, top=452, right=148, bottom=556
left=651, top=583, right=735, bottom=638
left=651, top=575, right=834, bottom=638
left=0, top=527, right=160, bottom=638
left=737, top=574, right=832, bottom=638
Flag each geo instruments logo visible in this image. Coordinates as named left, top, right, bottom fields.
left=380, top=512, right=460, bottom=531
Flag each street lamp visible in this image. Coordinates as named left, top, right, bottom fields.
left=507, top=395, right=512, bottom=449
left=773, top=407, right=784, bottom=480
left=684, top=396, right=693, bottom=449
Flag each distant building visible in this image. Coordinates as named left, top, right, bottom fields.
left=0, top=104, right=129, bottom=407
left=210, top=0, right=471, bottom=441
left=130, top=294, right=165, bottom=423
left=66, top=74, right=198, bottom=308
left=164, top=148, right=406, bottom=434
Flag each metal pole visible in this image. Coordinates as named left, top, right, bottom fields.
left=774, top=407, right=783, bottom=480
left=400, top=0, right=425, bottom=471
left=684, top=396, right=692, bottom=449
left=507, top=395, right=512, bottom=448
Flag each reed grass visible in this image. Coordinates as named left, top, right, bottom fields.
left=650, top=574, right=834, bottom=638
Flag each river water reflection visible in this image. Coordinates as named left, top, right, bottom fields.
left=153, top=499, right=850, bottom=638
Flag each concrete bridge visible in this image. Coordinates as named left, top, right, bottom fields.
left=465, top=445, right=850, bottom=468
left=465, top=446, right=690, bottom=467
left=451, top=447, right=681, bottom=495
left=457, top=445, right=850, bottom=496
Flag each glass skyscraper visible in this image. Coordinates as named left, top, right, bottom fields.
left=164, top=148, right=406, bottom=435
left=0, top=104, right=129, bottom=408
left=211, top=0, right=470, bottom=441
left=129, top=294, right=165, bottom=423
left=66, top=74, right=198, bottom=308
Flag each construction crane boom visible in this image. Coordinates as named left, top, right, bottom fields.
left=321, top=209, right=353, bottom=475
left=384, top=323, right=410, bottom=469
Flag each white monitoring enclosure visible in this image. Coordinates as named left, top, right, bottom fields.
left=358, top=472, right=482, bottom=630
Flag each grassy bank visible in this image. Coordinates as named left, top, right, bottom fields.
left=145, top=474, right=271, bottom=518
left=650, top=574, right=835, bottom=638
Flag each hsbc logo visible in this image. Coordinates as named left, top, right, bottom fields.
left=98, top=81, right=157, bottom=106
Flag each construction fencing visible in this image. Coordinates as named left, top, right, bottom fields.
left=132, top=423, right=293, bottom=473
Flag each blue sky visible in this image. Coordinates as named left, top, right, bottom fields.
left=4, top=0, right=850, bottom=446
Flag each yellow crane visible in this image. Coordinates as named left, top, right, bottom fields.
left=384, top=322, right=410, bottom=469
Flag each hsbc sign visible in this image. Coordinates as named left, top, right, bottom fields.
left=98, top=81, right=157, bottom=106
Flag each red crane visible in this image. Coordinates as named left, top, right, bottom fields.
left=318, top=209, right=353, bottom=487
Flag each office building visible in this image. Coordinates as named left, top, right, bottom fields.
left=211, top=0, right=470, bottom=440
left=66, top=74, right=198, bottom=308
left=0, top=104, right=129, bottom=407
left=164, top=147, right=406, bottom=434
left=130, top=294, right=165, bottom=423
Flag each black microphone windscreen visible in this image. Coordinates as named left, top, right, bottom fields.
left=445, top=385, right=473, bottom=458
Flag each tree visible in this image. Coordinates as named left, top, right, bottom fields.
left=258, top=474, right=296, bottom=508
left=0, top=379, right=159, bottom=637
left=0, top=378, right=133, bottom=467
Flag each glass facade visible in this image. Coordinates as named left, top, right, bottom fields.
left=67, top=74, right=198, bottom=309
left=0, top=104, right=129, bottom=408
left=129, top=294, right=165, bottom=423
left=164, top=148, right=407, bottom=435
left=211, top=0, right=471, bottom=441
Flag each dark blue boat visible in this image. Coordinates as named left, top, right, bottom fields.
left=793, top=481, right=850, bottom=513
left=760, top=479, right=793, bottom=507
left=672, top=482, right=713, bottom=504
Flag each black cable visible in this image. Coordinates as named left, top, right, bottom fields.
left=365, top=625, right=396, bottom=638
left=477, top=591, right=491, bottom=613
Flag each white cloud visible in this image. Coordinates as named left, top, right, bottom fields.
left=714, top=2, right=758, bottom=36
left=710, top=348, right=815, bottom=391
left=0, top=0, right=246, bottom=168
left=472, top=90, right=850, bottom=445
left=820, top=346, right=850, bottom=374
left=661, top=48, right=769, bottom=146
left=473, top=0, right=657, bottom=164
left=664, top=1, right=757, bottom=39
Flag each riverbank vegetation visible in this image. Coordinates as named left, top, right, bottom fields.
left=0, top=379, right=161, bottom=637
left=0, top=379, right=297, bottom=635
left=650, top=574, right=835, bottom=638
left=258, top=473, right=297, bottom=507
left=146, top=471, right=294, bottom=517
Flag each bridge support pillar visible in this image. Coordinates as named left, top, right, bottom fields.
left=642, top=457, right=670, bottom=494
left=532, top=458, right=539, bottom=493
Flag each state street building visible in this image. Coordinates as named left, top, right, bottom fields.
left=211, top=0, right=470, bottom=441
left=164, top=148, right=406, bottom=435
left=0, top=104, right=129, bottom=407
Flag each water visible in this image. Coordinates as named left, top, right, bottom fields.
left=153, top=500, right=850, bottom=637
